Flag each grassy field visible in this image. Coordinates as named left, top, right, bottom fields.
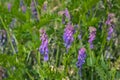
left=0, top=0, right=120, bottom=80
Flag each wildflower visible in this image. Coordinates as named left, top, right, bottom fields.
left=7, top=3, right=11, bottom=12
left=107, top=26, right=113, bottom=40
left=9, top=18, right=17, bottom=29
left=43, top=1, right=47, bottom=11
left=39, top=29, right=49, bottom=61
left=78, top=34, right=82, bottom=40
left=63, top=23, right=74, bottom=52
left=58, top=9, right=70, bottom=24
left=105, top=13, right=115, bottom=25
left=20, top=0, right=26, bottom=13
left=64, top=8, right=70, bottom=20
left=106, top=13, right=116, bottom=40
left=76, top=48, right=86, bottom=76
left=0, top=30, right=7, bottom=46
left=31, top=0, right=39, bottom=21
left=76, top=48, right=86, bottom=68
left=88, top=27, right=96, bottom=49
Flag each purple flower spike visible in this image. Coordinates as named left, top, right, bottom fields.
left=107, top=26, right=113, bottom=40
left=39, top=29, right=49, bottom=61
left=43, top=1, right=47, bottom=11
left=44, top=53, right=48, bottom=61
left=105, top=13, right=115, bottom=25
left=76, top=48, right=86, bottom=68
left=0, top=30, right=7, bottom=46
left=20, top=0, right=26, bottom=13
left=31, top=0, right=39, bottom=21
left=88, top=27, right=96, bottom=49
left=76, top=48, right=86, bottom=76
left=78, top=34, right=82, bottom=40
left=64, top=8, right=70, bottom=21
left=105, top=13, right=115, bottom=41
left=63, top=23, right=74, bottom=51
left=8, top=3, right=11, bottom=12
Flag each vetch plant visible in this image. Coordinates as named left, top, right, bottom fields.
left=7, top=3, right=11, bottom=12
left=76, top=48, right=86, bottom=76
left=88, top=27, right=96, bottom=49
left=20, top=0, right=26, bottom=13
left=106, top=13, right=116, bottom=40
left=31, top=0, right=39, bottom=21
left=107, top=26, right=114, bottom=40
left=0, top=30, right=7, bottom=46
left=39, top=29, right=49, bottom=61
left=0, top=0, right=119, bottom=79
left=63, top=23, right=74, bottom=52
left=43, top=1, right=47, bottom=11
left=64, top=8, right=71, bottom=21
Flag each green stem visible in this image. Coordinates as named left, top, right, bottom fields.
left=56, top=46, right=59, bottom=67
left=37, top=51, right=40, bottom=65
left=91, top=68, right=93, bottom=80
left=26, top=71, right=34, bottom=80
left=0, top=16, right=16, bottom=54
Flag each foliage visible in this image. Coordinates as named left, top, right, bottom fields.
left=0, top=0, right=120, bottom=80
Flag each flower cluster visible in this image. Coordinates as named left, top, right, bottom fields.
left=105, top=13, right=115, bottom=25
left=43, top=1, right=47, bottom=11
left=107, top=26, right=114, bottom=40
left=31, top=0, right=39, bottom=21
left=64, top=8, right=71, bottom=21
left=88, top=27, right=96, bottom=49
left=7, top=3, right=11, bottom=12
left=106, top=13, right=115, bottom=40
left=20, top=0, right=26, bottom=13
left=62, top=8, right=71, bottom=24
left=63, top=23, right=74, bottom=52
left=0, top=30, right=7, bottom=46
left=39, top=29, right=49, bottom=61
left=9, top=18, right=17, bottom=29
left=76, top=48, right=86, bottom=75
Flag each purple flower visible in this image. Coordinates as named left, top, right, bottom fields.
left=88, top=27, right=96, bottom=49
left=105, top=13, right=115, bottom=41
left=0, top=30, right=7, bottom=46
left=61, top=8, right=70, bottom=24
left=78, top=34, right=82, bottom=40
left=76, top=48, right=86, bottom=76
left=63, top=23, right=74, bottom=51
left=7, top=3, right=11, bottom=12
left=31, top=0, right=39, bottom=21
left=9, top=18, right=16, bottom=29
left=107, top=26, right=113, bottom=40
left=105, top=13, right=115, bottom=25
left=20, top=0, right=26, bottom=13
left=64, top=8, right=70, bottom=21
left=39, top=29, right=49, bottom=61
left=43, top=1, right=47, bottom=11
left=76, top=48, right=86, bottom=68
